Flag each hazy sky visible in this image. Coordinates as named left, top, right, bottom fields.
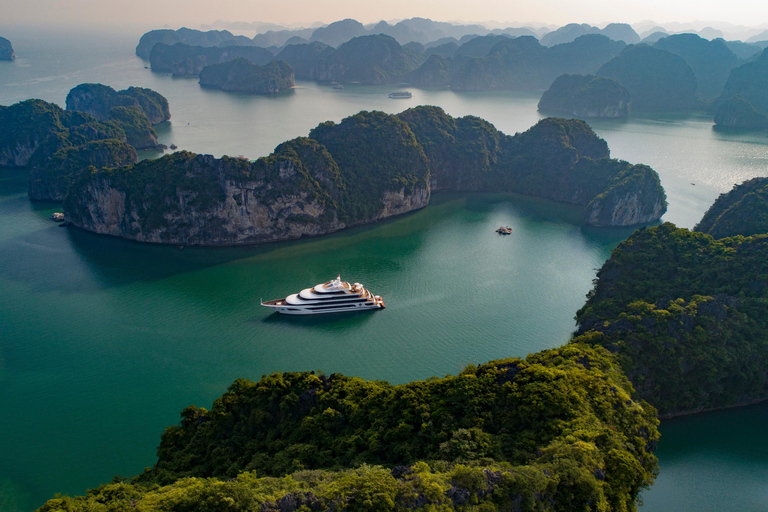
left=3, top=0, right=768, bottom=29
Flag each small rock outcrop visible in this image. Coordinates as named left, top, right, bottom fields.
left=695, top=177, right=768, bottom=238
left=65, top=83, right=170, bottom=125
left=538, top=74, right=630, bottom=118
left=0, top=36, right=14, bottom=60
left=199, top=58, right=294, bottom=94
left=714, top=95, right=768, bottom=129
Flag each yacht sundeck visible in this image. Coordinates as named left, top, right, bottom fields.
left=261, top=276, right=385, bottom=315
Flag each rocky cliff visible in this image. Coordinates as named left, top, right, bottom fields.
left=0, top=36, right=14, bottom=60
left=538, top=74, right=630, bottom=118
left=199, top=59, right=294, bottom=94
left=64, top=109, right=665, bottom=245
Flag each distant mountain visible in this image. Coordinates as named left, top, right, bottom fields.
left=698, top=27, right=724, bottom=40
left=640, top=31, right=668, bottom=44
left=597, top=45, right=697, bottom=112
left=639, top=26, right=668, bottom=39
left=600, top=23, right=641, bottom=44
left=253, top=29, right=314, bottom=48
left=719, top=48, right=768, bottom=115
left=443, top=35, right=625, bottom=92
left=654, top=34, right=739, bottom=99
left=309, top=19, right=368, bottom=47
left=424, top=42, right=458, bottom=59
left=275, top=42, right=332, bottom=79
left=453, top=34, right=511, bottom=58
left=725, top=40, right=764, bottom=60
left=135, top=28, right=253, bottom=59
left=149, top=43, right=274, bottom=77
left=540, top=23, right=640, bottom=46
left=747, top=30, right=768, bottom=43
left=310, top=34, right=423, bottom=84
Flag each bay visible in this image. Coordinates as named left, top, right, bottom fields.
left=0, top=24, right=767, bottom=512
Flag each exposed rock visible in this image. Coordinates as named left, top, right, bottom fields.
left=538, top=74, right=630, bottom=118
left=199, top=59, right=294, bottom=94
left=0, top=36, right=14, bottom=60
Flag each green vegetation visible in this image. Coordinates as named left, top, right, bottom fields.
left=275, top=41, right=332, bottom=79
left=576, top=223, right=768, bottom=415
left=28, top=138, right=137, bottom=201
left=696, top=177, right=768, bottom=237
left=717, top=49, right=768, bottom=121
left=309, top=110, right=429, bottom=220
left=39, top=343, right=659, bottom=512
left=199, top=58, right=295, bottom=94
left=65, top=83, right=171, bottom=125
left=538, top=74, right=630, bottom=118
left=106, top=105, right=159, bottom=149
left=135, top=27, right=251, bottom=59
left=597, top=45, right=698, bottom=112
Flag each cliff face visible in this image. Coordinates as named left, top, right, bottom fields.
left=199, top=59, right=295, bottom=94
left=65, top=133, right=431, bottom=245
left=538, top=74, right=630, bottom=118
left=64, top=109, right=665, bottom=245
left=0, top=36, right=14, bottom=60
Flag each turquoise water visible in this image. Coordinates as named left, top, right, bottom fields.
left=1, top=24, right=768, bottom=512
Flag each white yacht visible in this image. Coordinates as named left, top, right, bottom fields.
left=261, top=276, right=386, bottom=315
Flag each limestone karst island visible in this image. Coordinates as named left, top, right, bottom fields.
left=2, top=7, right=768, bottom=512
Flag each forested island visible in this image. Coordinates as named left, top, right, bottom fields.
left=62, top=107, right=666, bottom=245
left=696, top=177, right=768, bottom=237
left=0, top=84, right=170, bottom=201
left=40, top=342, right=660, bottom=512
left=135, top=23, right=768, bottom=122
left=0, top=36, right=14, bottom=60
left=199, top=58, right=295, bottom=93
left=538, top=74, right=630, bottom=118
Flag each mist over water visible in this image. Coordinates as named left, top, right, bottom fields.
left=1, top=24, right=768, bottom=512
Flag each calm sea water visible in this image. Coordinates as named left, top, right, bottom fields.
left=0, top=24, right=767, bottom=512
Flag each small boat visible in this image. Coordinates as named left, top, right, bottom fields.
left=496, top=226, right=513, bottom=235
left=388, top=91, right=412, bottom=99
left=332, top=84, right=344, bottom=90
left=261, top=275, right=385, bottom=315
